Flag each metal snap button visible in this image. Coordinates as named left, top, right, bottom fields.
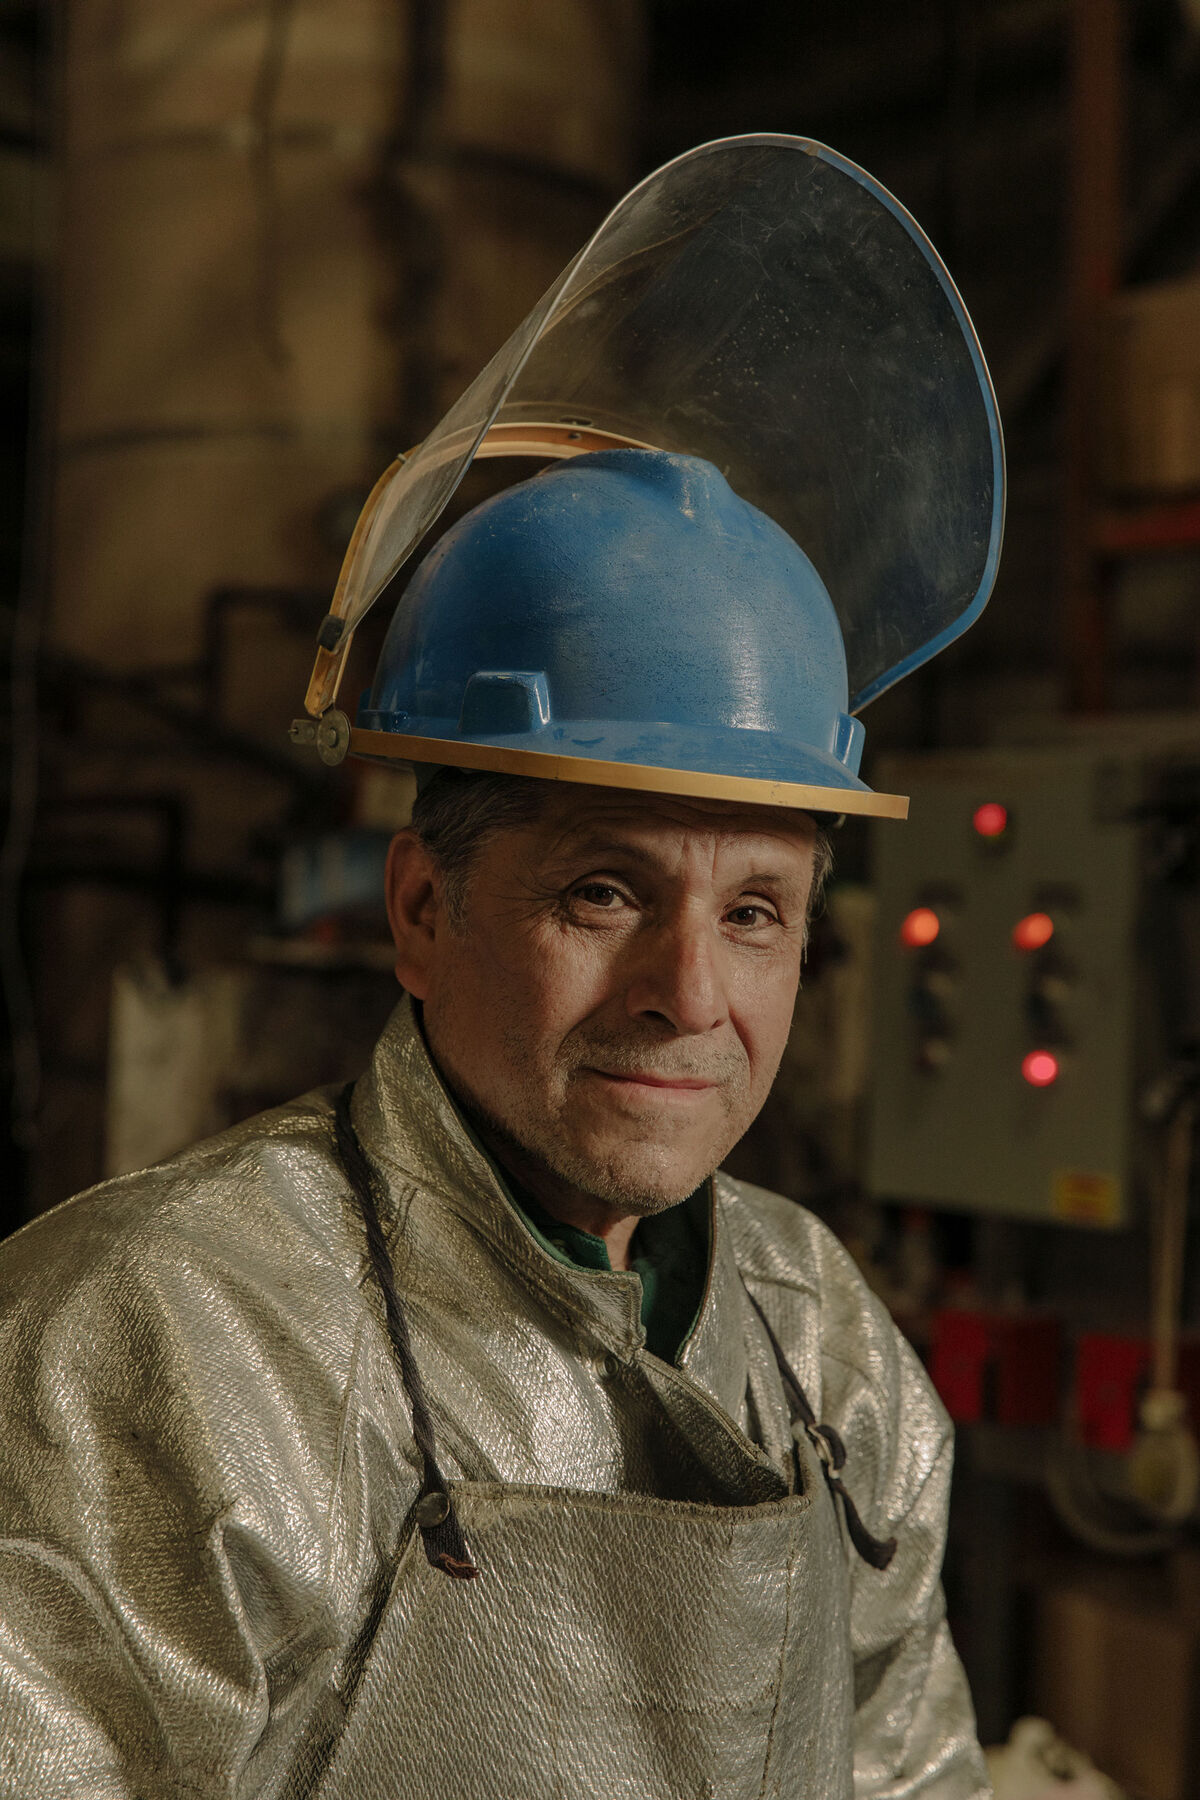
left=415, top=1490, right=450, bottom=1528
left=602, top=1351, right=621, bottom=1379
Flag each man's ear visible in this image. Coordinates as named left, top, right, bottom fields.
left=385, top=829, right=443, bottom=999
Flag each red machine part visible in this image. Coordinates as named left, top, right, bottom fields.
left=1021, top=1049, right=1061, bottom=1087
left=932, top=1328, right=1200, bottom=1448
left=1074, top=1334, right=1151, bottom=1451
left=972, top=801, right=1009, bottom=838
left=929, top=1309, right=1063, bottom=1427
left=900, top=906, right=941, bottom=948
left=1074, top=1333, right=1200, bottom=1451
left=1012, top=911, right=1055, bottom=952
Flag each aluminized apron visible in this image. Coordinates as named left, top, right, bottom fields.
left=315, top=1083, right=857, bottom=1800
left=314, top=1443, right=853, bottom=1800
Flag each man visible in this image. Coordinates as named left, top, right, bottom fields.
left=0, top=137, right=1004, bottom=1796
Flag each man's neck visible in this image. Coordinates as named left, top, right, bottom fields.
left=465, top=1114, right=642, bottom=1271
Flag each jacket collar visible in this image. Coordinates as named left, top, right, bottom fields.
left=350, top=996, right=751, bottom=1421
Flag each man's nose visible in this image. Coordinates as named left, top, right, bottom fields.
left=624, top=911, right=728, bottom=1035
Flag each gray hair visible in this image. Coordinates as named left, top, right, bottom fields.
left=410, top=767, right=834, bottom=929
left=410, top=769, right=550, bottom=924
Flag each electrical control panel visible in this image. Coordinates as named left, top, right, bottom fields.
left=867, top=747, right=1159, bottom=1227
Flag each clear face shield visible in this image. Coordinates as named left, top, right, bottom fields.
left=299, top=134, right=1004, bottom=775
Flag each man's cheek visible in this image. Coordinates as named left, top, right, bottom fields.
left=526, top=946, right=616, bottom=1031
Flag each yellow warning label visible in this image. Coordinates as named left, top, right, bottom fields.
left=1051, top=1170, right=1122, bottom=1226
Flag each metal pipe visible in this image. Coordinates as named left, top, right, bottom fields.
left=1063, top=0, right=1125, bottom=712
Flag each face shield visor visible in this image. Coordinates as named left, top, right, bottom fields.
left=297, top=134, right=1004, bottom=816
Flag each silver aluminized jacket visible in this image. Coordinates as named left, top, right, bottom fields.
left=0, top=999, right=989, bottom=1799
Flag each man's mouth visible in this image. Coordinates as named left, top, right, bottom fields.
left=589, top=1069, right=718, bottom=1091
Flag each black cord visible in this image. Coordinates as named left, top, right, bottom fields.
left=334, top=1082, right=477, bottom=1580
left=743, top=1286, right=897, bottom=1571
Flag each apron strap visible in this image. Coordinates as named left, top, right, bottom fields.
left=334, top=1082, right=478, bottom=1581
left=740, top=1285, right=897, bottom=1571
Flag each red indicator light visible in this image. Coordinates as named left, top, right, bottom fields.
left=1022, top=1050, right=1060, bottom=1088
left=973, top=802, right=1009, bottom=838
left=1012, top=911, right=1055, bottom=952
left=900, top=907, right=941, bottom=948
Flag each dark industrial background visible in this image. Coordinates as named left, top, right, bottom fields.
left=4, top=3, right=1200, bottom=1792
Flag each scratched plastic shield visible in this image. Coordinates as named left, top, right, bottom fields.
left=333, top=134, right=1005, bottom=713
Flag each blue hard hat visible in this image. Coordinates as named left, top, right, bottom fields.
left=358, top=450, right=890, bottom=814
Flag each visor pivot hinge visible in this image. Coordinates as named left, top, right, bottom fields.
left=290, top=711, right=350, bottom=765
left=316, top=613, right=345, bottom=651
left=316, top=708, right=351, bottom=765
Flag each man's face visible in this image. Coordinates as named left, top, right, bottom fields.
left=388, top=786, right=818, bottom=1217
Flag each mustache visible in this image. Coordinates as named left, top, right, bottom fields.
left=560, top=1022, right=747, bottom=1085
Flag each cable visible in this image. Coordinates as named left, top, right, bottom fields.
left=1151, top=1093, right=1195, bottom=1393
left=1047, top=1081, right=1200, bottom=1553
left=1045, top=1433, right=1176, bottom=1559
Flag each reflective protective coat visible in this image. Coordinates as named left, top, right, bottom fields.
left=0, top=1001, right=990, bottom=1798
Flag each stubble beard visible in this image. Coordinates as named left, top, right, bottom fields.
left=450, top=1017, right=758, bottom=1219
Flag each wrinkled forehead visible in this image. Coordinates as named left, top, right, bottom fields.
left=525, top=783, right=820, bottom=865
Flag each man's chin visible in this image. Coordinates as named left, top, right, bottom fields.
left=542, top=1129, right=719, bottom=1216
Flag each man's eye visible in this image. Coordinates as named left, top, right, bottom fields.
left=726, top=903, right=777, bottom=928
left=574, top=883, right=624, bottom=908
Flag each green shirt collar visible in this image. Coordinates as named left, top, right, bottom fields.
left=505, top=1178, right=711, bottom=1365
